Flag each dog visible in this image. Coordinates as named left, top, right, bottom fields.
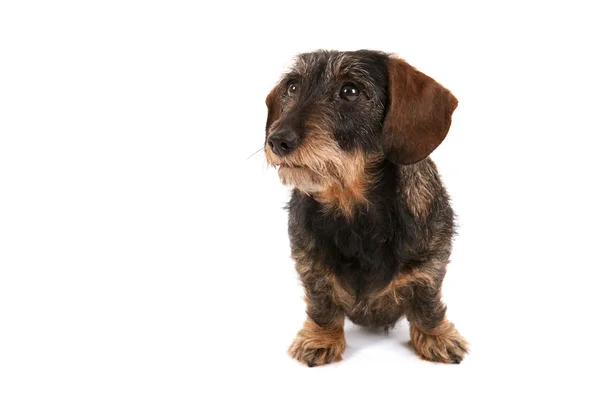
left=264, top=50, right=468, bottom=366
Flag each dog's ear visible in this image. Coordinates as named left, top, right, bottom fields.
left=383, top=58, right=458, bottom=165
left=265, top=85, right=282, bottom=134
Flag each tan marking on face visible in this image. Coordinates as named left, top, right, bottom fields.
left=265, top=124, right=381, bottom=217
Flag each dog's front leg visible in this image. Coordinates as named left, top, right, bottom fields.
left=406, top=265, right=469, bottom=364
left=288, top=270, right=346, bottom=367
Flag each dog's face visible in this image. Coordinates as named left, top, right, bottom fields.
left=264, top=50, right=457, bottom=195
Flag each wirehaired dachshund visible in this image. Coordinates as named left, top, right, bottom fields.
left=264, top=50, right=468, bottom=366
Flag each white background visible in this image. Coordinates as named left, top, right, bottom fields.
left=1, top=1, right=599, bottom=399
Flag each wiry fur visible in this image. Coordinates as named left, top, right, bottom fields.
left=264, top=50, right=467, bottom=366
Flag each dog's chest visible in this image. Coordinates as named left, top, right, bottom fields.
left=307, top=209, right=399, bottom=295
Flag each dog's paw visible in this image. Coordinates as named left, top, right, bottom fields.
left=288, top=337, right=345, bottom=367
left=410, top=319, right=468, bottom=364
left=288, top=320, right=346, bottom=367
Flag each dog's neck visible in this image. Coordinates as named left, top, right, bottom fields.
left=314, top=156, right=391, bottom=218
left=315, top=178, right=370, bottom=217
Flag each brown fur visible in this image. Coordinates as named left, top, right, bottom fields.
left=410, top=318, right=469, bottom=363
left=330, top=267, right=437, bottom=312
left=400, top=160, right=440, bottom=218
left=288, top=316, right=346, bottom=367
left=265, top=88, right=282, bottom=132
left=315, top=153, right=379, bottom=218
left=329, top=274, right=357, bottom=312
left=384, top=58, right=458, bottom=165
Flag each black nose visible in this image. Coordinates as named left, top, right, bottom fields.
left=267, top=130, right=300, bottom=156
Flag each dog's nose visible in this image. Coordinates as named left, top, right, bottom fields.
left=267, top=130, right=300, bottom=156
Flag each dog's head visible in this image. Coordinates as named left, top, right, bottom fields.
left=264, top=50, right=457, bottom=195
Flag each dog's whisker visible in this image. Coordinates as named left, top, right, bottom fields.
left=246, top=147, right=264, bottom=160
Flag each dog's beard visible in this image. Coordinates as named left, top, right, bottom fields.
left=265, top=128, right=372, bottom=195
left=276, top=165, right=331, bottom=194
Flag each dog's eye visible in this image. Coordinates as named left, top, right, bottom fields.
left=287, top=82, right=298, bottom=95
left=340, top=84, right=360, bottom=101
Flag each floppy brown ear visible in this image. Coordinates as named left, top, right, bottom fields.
left=265, top=86, right=282, bottom=134
left=383, top=58, right=458, bottom=165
